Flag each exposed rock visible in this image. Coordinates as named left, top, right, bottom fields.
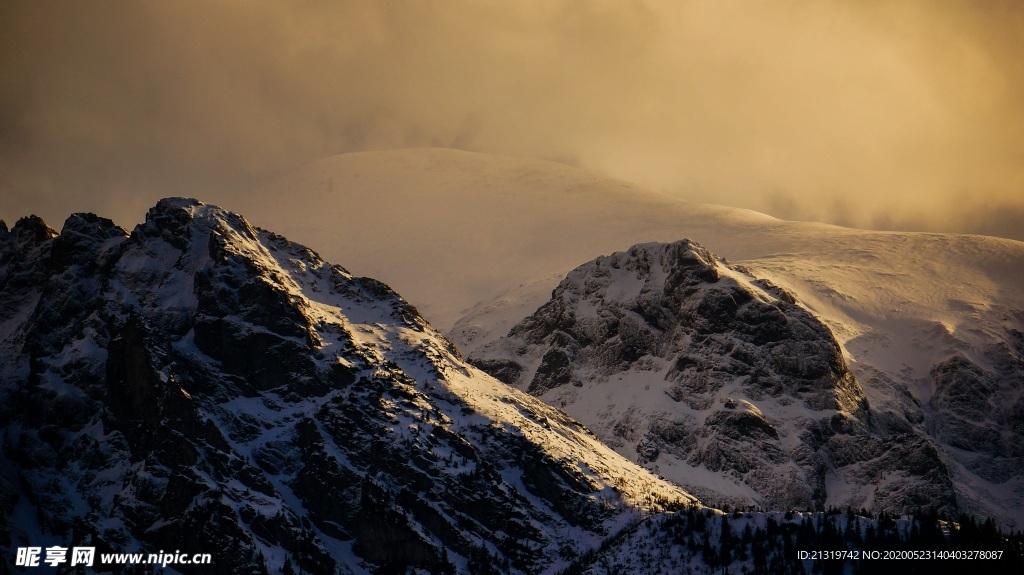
left=0, top=201, right=693, bottom=575
left=50, top=212, right=127, bottom=272
left=471, top=240, right=962, bottom=517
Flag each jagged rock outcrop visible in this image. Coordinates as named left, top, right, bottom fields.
left=471, top=240, right=960, bottom=516
left=926, top=349, right=1024, bottom=490
left=0, top=200, right=694, bottom=575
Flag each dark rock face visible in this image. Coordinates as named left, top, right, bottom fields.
left=466, top=357, right=522, bottom=386
left=929, top=351, right=1024, bottom=479
left=471, top=240, right=961, bottom=517
left=49, top=212, right=126, bottom=272
left=0, top=199, right=692, bottom=575
left=930, top=356, right=1000, bottom=455
left=530, top=348, right=575, bottom=393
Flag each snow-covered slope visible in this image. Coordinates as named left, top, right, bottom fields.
left=0, top=199, right=693, bottom=574
left=242, top=148, right=1024, bottom=527
left=469, top=240, right=995, bottom=524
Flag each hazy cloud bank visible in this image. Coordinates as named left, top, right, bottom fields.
left=2, top=0, right=1021, bottom=239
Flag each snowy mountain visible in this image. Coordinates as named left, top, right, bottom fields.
left=0, top=199, right=694, bottom=574
left=241, top=148, right=1024, bottom=528
left=469, top=240, right=982, bottom=522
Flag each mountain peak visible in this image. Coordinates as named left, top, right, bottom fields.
left=10, top=214, right=57, bottom=247
left=470, top=239, right=967, bottom=514
left=134, top=197, right=255, bottom=251
left=636, top=239, right=719, bottom=269
left=154, top=196, right=206, bottom=211
left=1, top=199, right=694, bottom=574
left=499, top=238, right=861, bottom=411
left=50, top=212, right=128, bottom=271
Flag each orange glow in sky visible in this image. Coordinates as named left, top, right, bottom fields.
left=1, top=0, right=1022, bottom=239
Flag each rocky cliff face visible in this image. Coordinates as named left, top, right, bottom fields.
left=0, top=199, right=693, bottom=574
left=470, top=241, right=977, bottom=520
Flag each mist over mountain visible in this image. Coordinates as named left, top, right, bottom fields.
left=4, top=2, right=1024, bottom=240
left=2, top=193, right=1022, bottom=573
left=5, top=1, right=1024, bottom=569
left=242, top=148, right=1024, bottom=528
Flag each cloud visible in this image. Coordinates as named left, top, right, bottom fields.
left=1, top=0, right=1022, bottom=240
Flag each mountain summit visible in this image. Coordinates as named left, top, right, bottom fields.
left=469, top=239, right=1024, bottom=527
left=0, top=199, right=692, bottom=574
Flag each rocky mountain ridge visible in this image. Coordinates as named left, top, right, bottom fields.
left=0, top=199, right=693, bottom=574
left=469, top=240, right=1023, bottom=527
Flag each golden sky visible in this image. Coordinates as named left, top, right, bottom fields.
left=2, top=0, right=1022, bottom=239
